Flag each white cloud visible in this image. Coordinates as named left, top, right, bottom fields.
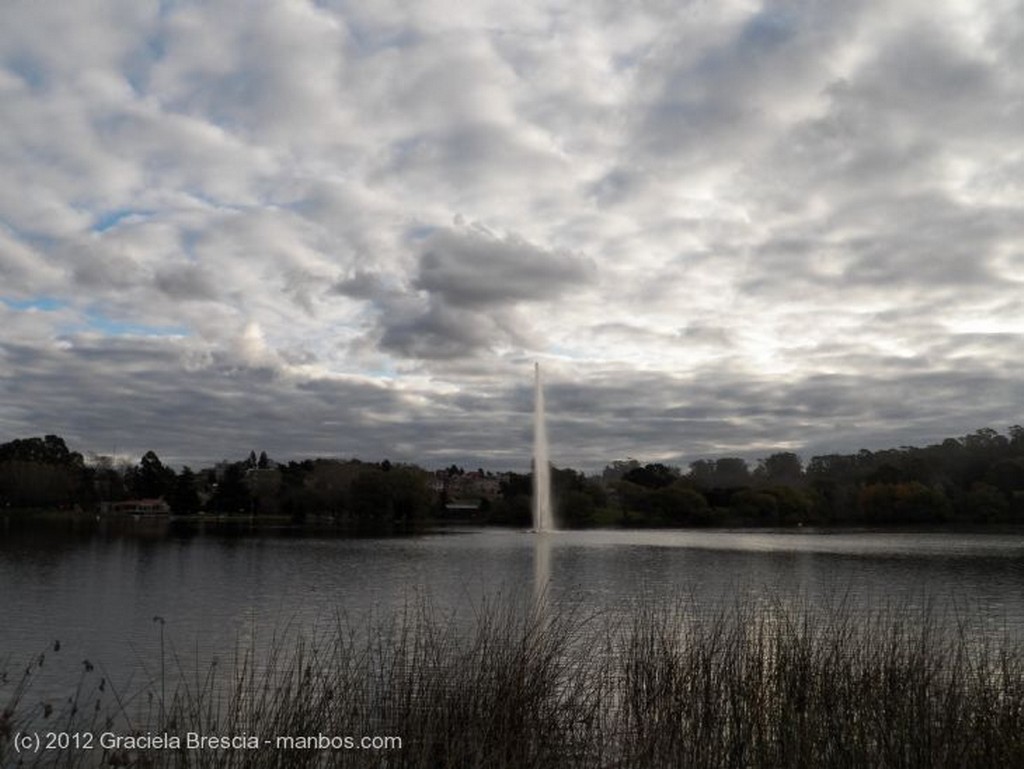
left=1, top=0, right=1021, bottom=470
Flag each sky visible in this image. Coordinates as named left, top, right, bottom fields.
left=1, top=0, right=1022, bottom=473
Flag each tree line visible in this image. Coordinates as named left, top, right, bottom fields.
left=0, top=439, right=433, bottom=533
left=482, top=426, right=1024, bottom=528
left=2, top=425, right=1024, bottom=529
left=587, top=426, right=1024, bottom=527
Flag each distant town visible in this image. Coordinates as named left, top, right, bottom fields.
left=2, top=426, right=1024, bottom=531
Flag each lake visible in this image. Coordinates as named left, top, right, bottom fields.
left=4, top=519, right=1024, bottom=702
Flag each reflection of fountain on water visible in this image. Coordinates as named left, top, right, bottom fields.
left=533, top=362, right=554, bottom=532
left=531, top=363, right=555, bottom=615
left=533, top=530, right=551, bottom=608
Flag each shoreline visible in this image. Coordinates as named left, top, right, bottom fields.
left=6, top=507, right=1024, bottom=535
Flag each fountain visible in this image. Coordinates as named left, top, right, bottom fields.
left=533, top=362, right=554, bottom=532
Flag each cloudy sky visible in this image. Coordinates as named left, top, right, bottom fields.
left=1, top=0, right=1022, bottom=472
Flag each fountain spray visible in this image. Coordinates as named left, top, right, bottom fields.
left=533, top=362, right=554, bottom=532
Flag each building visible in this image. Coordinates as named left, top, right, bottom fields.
left=102, top=498, right=171, bottom=516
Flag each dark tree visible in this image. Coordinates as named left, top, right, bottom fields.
left=622, top=463, right=679, bottom=489
left=129, top=450, right=176, bottom=499
left=209, top=463, right=251, bottom=513
left=755, top=452, right=803, bottom=486
left=278, top=459, right=316, bottom=521
left=0, top=434, right=88, bottom=509
left=689, top=458, right=751, bottom=489
left=346, top=464, right=431, bottom=531
left=167, top=467, right=201, bottom=515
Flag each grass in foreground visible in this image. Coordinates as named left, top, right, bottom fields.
left=3, top=597, right=1024, bottom=768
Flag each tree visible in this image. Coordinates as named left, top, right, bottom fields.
left=130, top=450, right=175, bottom=499
left=763, top=485, right=813, bottom=524
left=500, top=472, right=532, bottom=498
left=0, top=461, right=79, bottom=508
left=488, top=493, right=531, bottom=527
left=0, top=435, right=89, bottom=509
left=652, top=483, right=711, bottom=525
left=858, top=482, right=952, bottom=524
left=387, top=467, right=431, bottom=526
left=91, top=455, right=127, bottom=503
left=249, top=467, right=282, bottom=515
left=731, top=489, right=780, bottom=523
left=348, top=465, right=431, bottom=531
left=1009, top=425, right=1024, bottom=450
left=622, top=463, right=679, bottom=489
left=555, top=490, right=592, bottom=527
left=278, top=460, right=316, bottom=521
left=487, top=471, right=532, bottom=526
left=602, top=459, right=641, bottom=484
left=167, top=467, right=201, bottom=515
left=963, top=427, right=1007, bottom=453
left=962, top=483, right=1010, bottom=523
left=0, top=435, right=83, bottom=467
left=304, top=459, right=362, bottom=517
left=209, top=463, right=251, bottom=513
left=755, top=452, right=803, bottom=486
left=689, top=457, right=750, bottom=489
left=984, top=457, right=1024, bottom=497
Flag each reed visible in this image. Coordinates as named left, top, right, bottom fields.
left=3, top=595, right=1024, bottom=768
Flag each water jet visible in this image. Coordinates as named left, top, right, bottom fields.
left=533, top=362, right=554, bottom=532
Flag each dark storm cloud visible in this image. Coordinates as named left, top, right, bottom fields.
left=154, top=264, right=218, bottom=300
left=414, top=227, right=596, bottom=308
left=379, top=303, right=501, bottom=360
left=70, top=248, right=143, bottom=290
left=332, top=270, right=393, bottom=301
left=738, top=192, right=1017, bottom=302
left=530, top=357, right=1024, bottom=471
left=841, top=23, right=1012, bottom=141
left=633, top=2, right=864, bottom=164
left=677, top=322, right=735, bottom=347
left=0, top=334, right=420, bottom=466
left=338, top=225, right=596, bottom=361
left=2, top=325, right=1021, bottom=474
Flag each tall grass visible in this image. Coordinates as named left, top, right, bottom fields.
left=4, top=596, right=1024, bottom=768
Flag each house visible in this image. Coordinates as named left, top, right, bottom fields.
left=103, top=498, right=171, bottom=516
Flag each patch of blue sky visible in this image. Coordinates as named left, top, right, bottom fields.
left=344, top=18, right=418, bottom=57
left=180, top=229, right=202, bottom=260
left=6, top=53, right=47, bottom=90
left=145, top=30, right=167, bottom=59
left=93, top=209, right=152, bottom=233
left=366, top=362, right=398, bottom=380
left=186, top=190, right=243, bottom=212
left=82, top=310, right=188, bottom=338
left=406, top=224, right=437, bottom=241
left=691, top=8, right=797, bottom=79
left=738, top=7, right=797, bottom=51
left=2, top=296, right=67, bottom=312
left=387, top=134, right=428, bottom=168
left=1, top=217, right=56, bottom=249
left=545, top=345, right=586, bottom=361
left=124, top=36, right=165, bottom=95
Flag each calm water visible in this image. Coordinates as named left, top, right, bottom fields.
left=4, top=519, right=1024, bottom=699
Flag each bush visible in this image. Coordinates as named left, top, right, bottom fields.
left=6, top=597, right=1024, bottom=768
left=859, top=482, right=953, bottom=524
